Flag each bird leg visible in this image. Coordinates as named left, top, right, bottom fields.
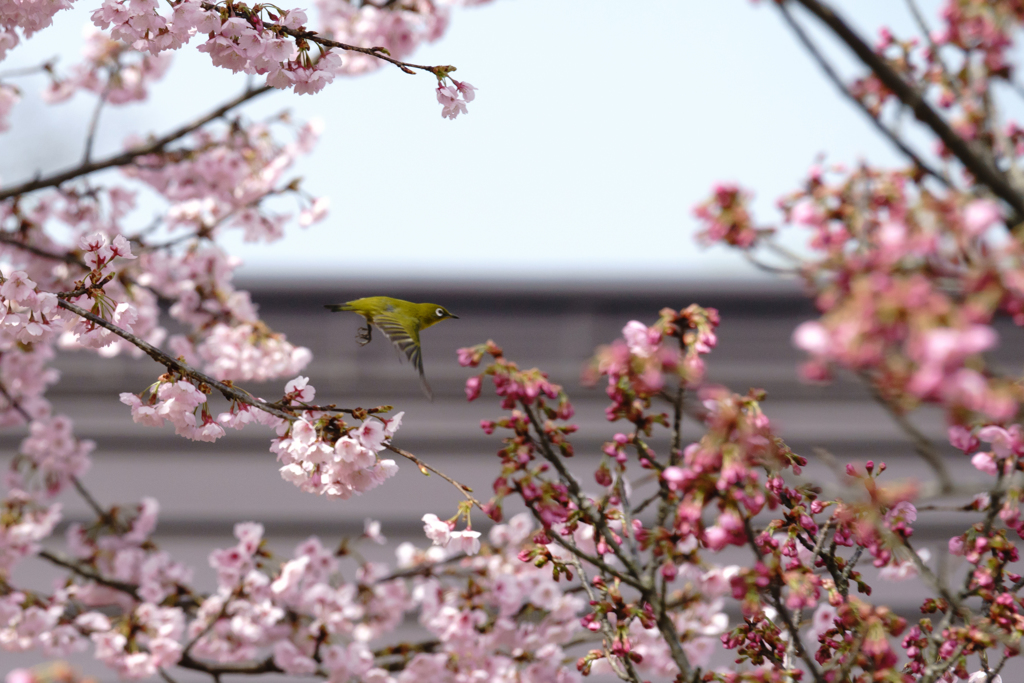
left=356, top=324, right=372, bottom=346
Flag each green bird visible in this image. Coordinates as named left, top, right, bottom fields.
left=325, top=296, right=459, bottom=399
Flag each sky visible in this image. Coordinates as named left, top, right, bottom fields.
left=0, top=1, right=944, bottom=282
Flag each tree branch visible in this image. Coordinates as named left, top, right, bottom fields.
left=790, top=0, right=1024, bottom=220
left=0, top=85, right=272, bottom=201
left=56, top=297, right=295, bottom=421
left=861, top=375, right=953, bottom=493
left=199, top=2, right=451, bottom=78
left=384, top=443, right=483, bottom=511
left=742, top=516, right=825, bottom=683
left=37, top=549, right=141, bottom=600
left=777, top=1, right=951, bottom=187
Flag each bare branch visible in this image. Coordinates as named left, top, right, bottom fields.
left=0, top=232, right=87, bottom=267
left=384, top=443, right=484, bottom=511
left=177, top=653, right=282, bottom=677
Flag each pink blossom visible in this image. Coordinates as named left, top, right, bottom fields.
left=967, top=673, right=1001, bottom=683
left=792, top=320, right=832, bottom=357
left=355, top=419, right=387, bottom=451
left=273, top=640, right=317, bottom=675
left=808, top=603, right=837, bottom=642
left=1, top=271, right=35, bottom=303
left=436, top=83, right=468, bottom=119
left=0, top=84, right=19, bottom=133
left=977, top=424, right=1021, bottom=457
left=284, top=375, right=316, bottom=403
left=449, top=529, right=481, bottom=555
left=790, top=199, right=822, bottom=226
left=963, top=199, right=1001, bottom=237
left=465, top=375, right=482, bottom=400
left=298, top=197, right=329, bottom=226
left=971, top=451, right=998, bottom=476
left=622, top=320, right=660, bottom=358
left=5, top=670, right=34, bottom=683
left=421, top=513, right=451, bottom=546
left=879, top=548, right=929, bottom=581
left=452, top=79, right=477, bottom=102
left=948, top=425, right=979, bottom=453
left=382, top=411, right=404, bottom=438
left=364, top=518, right=386, bottom=545
left=662, top=465, right=687, bottom=491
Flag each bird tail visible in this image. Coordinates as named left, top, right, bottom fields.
left=418, top=371, right=433, bottom=401
left=324, top=303, right=353, bottom=312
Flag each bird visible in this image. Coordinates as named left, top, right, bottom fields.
left=325, top=296, right=459, bottom=399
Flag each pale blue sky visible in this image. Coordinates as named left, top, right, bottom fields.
left=1, top=1, right=941, bottom=281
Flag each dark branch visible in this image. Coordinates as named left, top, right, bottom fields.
left=791, top=0, right=1024, bottom=220
left=38, top=549, right=141, bottom=600
left=778, top=2, right=951, bottom=187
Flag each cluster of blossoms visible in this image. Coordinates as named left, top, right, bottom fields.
left=43, top=26, right=171, bottom=105
left=695, top=163, right=1024, bottom=427
left=2, top=487, right=589, bottom=681
left=271, top=383, right=402, bottom=499
left=4, top=0, right=487, bottom=118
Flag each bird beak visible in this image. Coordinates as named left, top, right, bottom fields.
left=450, top=314, right=459, bottom=319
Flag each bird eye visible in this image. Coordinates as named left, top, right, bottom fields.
left=436, top=308, right=444, bottom=317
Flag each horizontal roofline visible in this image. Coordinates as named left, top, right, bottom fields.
left=237, top=277, right=816, bottom=316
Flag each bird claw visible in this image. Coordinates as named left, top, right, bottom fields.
left=356, top=325, right=372, bottom=346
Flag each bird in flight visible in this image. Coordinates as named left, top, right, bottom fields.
left=325, top=296, right=458, bottom=399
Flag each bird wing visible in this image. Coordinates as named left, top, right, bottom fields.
left=372, top=312, right=433, bottom=400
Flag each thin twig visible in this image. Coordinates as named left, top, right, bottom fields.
left=384, top=443, right=483, bottom=510
left=70, top=475, right=107, bottom=521
left=0, top=85, right=272, bottom=201
left=82, top=87, right=110, bottom=165
left=0, top=372, right=110, bottom=520
left=0, top=232, right=88, bottom=267
left=37, top=550, right=141, bottom=600
left=0, top=375, right=31, bottom=423
left=742, top=516, right=826, bottom=683
left=567, top=554, right=643, bottom=683
left=904, top=0, right=962, bottom=101
left=521, top=403, right=645, bottom=581
left=177, top=653, right=281, bottom=677
left=861, top=375, right=953, bottom=493
left=375, top=553, right=468, bottom=583
left=521, top=497, right=646, bottom=592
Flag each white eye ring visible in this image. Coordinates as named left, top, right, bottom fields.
left=435, top=308, right=444, bottom=317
